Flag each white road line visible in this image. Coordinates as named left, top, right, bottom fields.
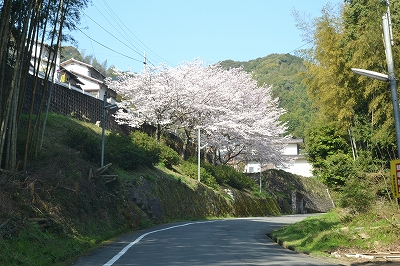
left=103, top=220, right=219, bottom=266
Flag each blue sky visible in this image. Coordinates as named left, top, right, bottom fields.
left=65, top=0, right=336, bottom=72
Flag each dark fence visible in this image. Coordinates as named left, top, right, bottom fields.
left=23, top=74, right=196, bottom=157
left=23, top=75, right=121, bottom=132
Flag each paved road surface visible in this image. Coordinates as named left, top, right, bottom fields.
left=70, top=215, right=343, bottom=266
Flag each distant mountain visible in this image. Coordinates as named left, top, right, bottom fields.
left=219, top=54, right=313, bottom=138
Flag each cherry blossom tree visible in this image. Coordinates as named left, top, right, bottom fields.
left=106, top=59, right=289, bottom=165
left=107, top=65, right=175, bottom=140
left=199, top=66, right=289, bottom=166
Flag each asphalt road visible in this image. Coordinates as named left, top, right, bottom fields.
left=70, top=214, right=343, bottom=266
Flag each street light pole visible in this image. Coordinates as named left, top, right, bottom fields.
left=382, top=12, right=400, bottom=159
left=197, top=127, right=208, bottom=182
left=101, top=90, right=117, bottom=167
left=198, top=127, right=201, bottom=182
left=101, top=92, right=107, bottom=167
left=259, top=157, right=262, bottom=193
left=351, top=8, right=400, bottom=159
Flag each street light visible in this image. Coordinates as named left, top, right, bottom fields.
left=101, top=91, right=117, bottom=167
left=351, top=9, right=400, bottom=158
left=351, top=68, right=389, bottom=81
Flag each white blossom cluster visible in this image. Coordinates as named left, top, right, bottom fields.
left=106, top=60, right=289, bottom=166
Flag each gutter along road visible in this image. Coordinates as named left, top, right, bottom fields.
left=71, top=215, right=342, bottom=266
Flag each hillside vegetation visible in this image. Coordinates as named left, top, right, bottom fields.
left=0, top=113, right=331, bottom=265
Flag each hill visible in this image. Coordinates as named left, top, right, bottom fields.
left=0, top=113, right=332, bottom=265
left=220, top=54, right=314, bottom=138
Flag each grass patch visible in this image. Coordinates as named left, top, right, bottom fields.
left=270, top=211, right=343, bottom=255
left=270, top=203, right=400, bottom=258
left=0, top=222, right=94, bottom=266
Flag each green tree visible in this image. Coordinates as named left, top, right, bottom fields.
left=301, top=0, right=399, bottom=164
left=305, top=119, right=349, bottom=165
left=60, top=45, right=84, bottom=61
left=297, top=0, right=400, bottom=198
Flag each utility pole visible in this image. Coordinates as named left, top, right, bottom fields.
left=259, top=157, right=262, bottom=193
left=351, top=1, right=400, bottom=158
left=101, top=90, right=117, bottom=167
left=101, top=91, right=107, bottom=167
left=383, top=1, right=400, bottom=158
left=198, top=128, right=201, bottom=182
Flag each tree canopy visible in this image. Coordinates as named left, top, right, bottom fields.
left=106, top=60, right=289, bottom=166
left=220, top=53, right=313, bottom=138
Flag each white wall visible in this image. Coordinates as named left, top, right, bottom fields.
left=283, top=143, right=299, bottom=155
left=244, top=139, right=313, bottom=177
left=244, top=162, right=261, bottom=173
left=63, top=62, right=89, bottom=77
left=281, top=157, right=313, bottom=177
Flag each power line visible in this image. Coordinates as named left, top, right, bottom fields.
left=74, top=26, right=143, bottom=63
left=96, top=0, right=173, bottom=66
left=287, top=39, right=314, bottom=55
left=91, top=1, right=142, bottom=56
left=94, top=1, right=139, bottom=50
left=83, top=12, right=144, bottom=59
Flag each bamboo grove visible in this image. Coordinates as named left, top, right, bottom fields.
left=0, top=0, right=89, bottom=172
left=296, top=0, right=400, bottom=187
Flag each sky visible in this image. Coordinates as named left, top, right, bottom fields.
left=65, top=0, right=336, bottom=72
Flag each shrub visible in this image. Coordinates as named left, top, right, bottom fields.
left=180, top=161, right=218, bottom=189
left=131, top=131, right=181, bottom=168
left=315, top=152, right=355, bottom=189
left=130, top=131, right=160, bottom=165
left=106, top=133, right=156, bottom=169
left=214, top=164, right=253, bottom=190
left=184, top=157, right=254, bottom=190
left=339, top=175, right=375, bottom=214
left=159, top=145, right=181, bottom=168
left=64, top=127, right=100, bottom=162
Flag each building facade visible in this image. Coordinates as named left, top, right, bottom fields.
left=60, top=58, right=116, bottom=103
left=244, top=138, right=313, bottom=177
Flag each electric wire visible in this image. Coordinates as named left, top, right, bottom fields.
left=83, top=13, right=144, bottom=59
left=91, top=2, right=143, bottom=56
left=94, top=0, right=172, bottom=66
left=74, top=1, right=171, bottom=70
left=94, top=1, right=141, bottom=52
left=78, top=1, right=315, bottom=71
left=287, top=39, right=314, bottom=55
left=98, top=0, right=172, bottom=65
left=81, top=15, right=96, bottom=58
left=74, top=26, right=143, bottom=63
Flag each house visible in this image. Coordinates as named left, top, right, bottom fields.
left=57, top=66, right=85, bottom=90
left=243, top=160, right=273, bottom=174
left=29, top=42, right=84, bottom=91
left=29, top=41, right=60, bottom=81
left=277, top=138, right=313, bottom=177
left=244, top=138, right=313, bottom=177
left=60, top=58, right=116, bottom=103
